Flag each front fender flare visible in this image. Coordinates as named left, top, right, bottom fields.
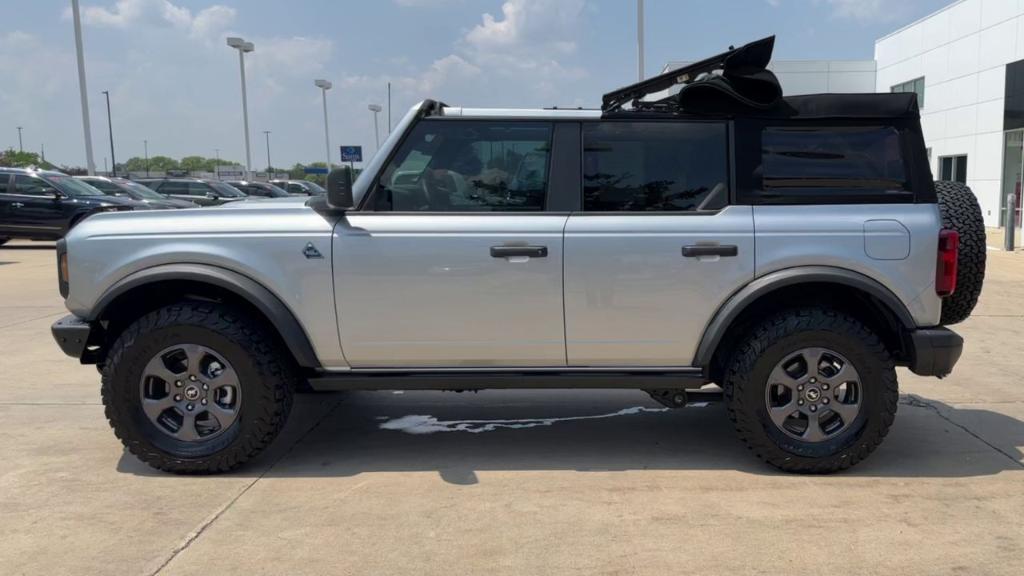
left=89, top=263, right=321, bottom=368
left=693, top=266, right=917, bottom=369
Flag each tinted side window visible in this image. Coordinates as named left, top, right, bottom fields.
left=761, top=127, right=911, bottom=202
left=583, top=122, right=728, bottom=212
left=187, top=182, right=212, bottom=196
left=373, top=120, right=551, bottom=212
left=159, top=181, right=190, bottom=195
left=12, top=175, right=56, bottom=196
left=85, top=179, right=121, bottom=194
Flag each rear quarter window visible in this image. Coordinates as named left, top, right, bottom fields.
left=758, top=126, right=913, bottom=204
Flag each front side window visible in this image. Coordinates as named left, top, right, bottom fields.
left=583, top=122, right=729, bottom=212
left=160, top=181, right=191, bottom=195
left=12, top=175, right=56, bottom=197
left=761, top=126, right=910, bottom=201
left=373, top=120, right=552, bottom=212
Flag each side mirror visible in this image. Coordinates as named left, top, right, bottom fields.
left=206, top=192, right=220, bottom=200
left=326, top=167, right=354, bottom=210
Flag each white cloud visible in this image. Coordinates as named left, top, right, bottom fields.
left=826, top=0, right=899, bottom=22
left=466, top=0, right=583, bottom=54
left=67, top=0, right=236, bottom=40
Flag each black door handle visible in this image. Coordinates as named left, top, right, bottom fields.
left=682, top=244, right=738, bottom=258
left=490, top=245, right=548, bottom=258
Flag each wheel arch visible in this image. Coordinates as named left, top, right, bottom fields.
left=697, top=266, right=916, bottom=381
left=88, top=263, right=321, bottom=369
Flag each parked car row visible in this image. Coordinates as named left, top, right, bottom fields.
left=0, top=166, right=326, bottom=245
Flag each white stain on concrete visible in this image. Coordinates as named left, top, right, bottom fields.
left=378, top=406, right=669, bottom=435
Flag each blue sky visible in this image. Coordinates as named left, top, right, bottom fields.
left=1, top=0, right=953, bottom=169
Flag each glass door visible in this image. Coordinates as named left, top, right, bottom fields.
left=1002, top=130, right=1023, bottom=232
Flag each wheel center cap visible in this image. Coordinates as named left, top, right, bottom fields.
left=804, top=387, right=822, bottom=402
left=183, top=385, right=201, bottom=401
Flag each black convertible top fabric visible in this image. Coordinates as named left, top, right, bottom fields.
left=771, top=92, right=920, bottom=119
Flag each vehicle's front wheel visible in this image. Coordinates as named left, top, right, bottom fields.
left=102, top=302, right=295, bottom=474
left=724, top=308, right=898, bottom=473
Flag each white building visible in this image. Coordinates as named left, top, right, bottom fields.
left=876, top=0, right=1024, bottom=228
left=664, top=0, right=1024, bottom=229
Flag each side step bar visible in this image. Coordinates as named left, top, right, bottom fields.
left=307, top=367, right=707, bottom=391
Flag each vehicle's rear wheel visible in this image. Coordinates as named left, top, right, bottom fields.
left=724, top=308, right=898, bottom=473
left=102, top=301, right=295, bottom=473
left=935, top=180, right=986, bottom=325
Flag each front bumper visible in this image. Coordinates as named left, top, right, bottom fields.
left=908, top=327, right=963, bottom=378
left=51, top=314, right=93, bottom=360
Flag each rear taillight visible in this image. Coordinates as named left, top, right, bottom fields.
left=936, top=229, right=959, bottom=297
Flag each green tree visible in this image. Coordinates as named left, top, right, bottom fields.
left=0, top=149, right=55, bottom=169
left=179, top=155, right=210, bottom=172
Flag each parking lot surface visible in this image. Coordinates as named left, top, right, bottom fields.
left=1, top=239, right=1022, bottom=575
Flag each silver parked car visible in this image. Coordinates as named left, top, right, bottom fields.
left=50, top=37, right=984, bottom=474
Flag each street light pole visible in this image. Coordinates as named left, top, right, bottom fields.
left=263, top=130, right=271, bottom=172
left=102, top=90, right=116, bottom=176
left=71, top=0, right=97, bottom=175
left=637, top=0, right=645, bottom=82
left=314, top=79, right=333, bottom=171
left=226, top=37, right=255, bottom=177
left=144, top=139, right=149, bottom=176
left=16, top=127, right=23, bottom=152
left=368, top=104, right=382, bottom=153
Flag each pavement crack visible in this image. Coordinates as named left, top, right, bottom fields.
left=901, top=394, right=1024, bottom=469
left=148, top=396, right=347, bottom=575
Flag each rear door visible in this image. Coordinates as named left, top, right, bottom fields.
left=334, top=119, right=569, bottom=367
left=563, top=120, right=755, bottom=366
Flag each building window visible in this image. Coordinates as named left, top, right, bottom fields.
left=939, top=154, right=968, bottom=184
left=891, top=77, right=925, bottom=108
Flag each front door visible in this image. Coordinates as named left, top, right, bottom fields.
left=334, top=119, right=568, bottom=367
left=5, top=175, right=68, bottom=236
left=563, top=120, right=755, bottom=366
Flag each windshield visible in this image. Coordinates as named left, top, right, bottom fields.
left=209, top=181, right=246, bottom=197
left=43, top=174, right=106, bottom=197
left=303, top=181, right=325, bottom=193
left=118, top=180, right=166, bottom=200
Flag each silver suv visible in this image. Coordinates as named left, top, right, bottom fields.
left=50, top=38, right=986, bottom=474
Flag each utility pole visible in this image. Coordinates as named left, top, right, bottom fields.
left=102, top=90, right=116, bottom=176
left=226, top=37, right=255, bottom=176
left=263, top=130, right=271, bottom=172
left=144, top=139, right=149, bottom=176
left=637, top=0, right=645, bottom=82
left=314, top=79, right=333, bottom=170
left=16, top=127, right=23, bottom=152
left=387, top=82, right=392, bottom=133
left=71, top=0, right=96, bottom=175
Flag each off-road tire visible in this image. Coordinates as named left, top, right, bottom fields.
left=935, top=180, right=986, bottom=325
left=101, top=301, right=295, bottom=474
left=724, top=308, right=898, bottom=473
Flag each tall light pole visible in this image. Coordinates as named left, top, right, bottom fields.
left=71, top=0, right=96, bottom=174
left=263, top=130, right=272, bottom=172
left=637, top=0, right=645, bottom=81
left=102, top=90, right=116, bottom=176
left=143, top=139, right=149, bottom=176
left=368, top=104, right=382, bottom=153
left=226, top=37, right=254, bottom=176
left=16, top=127, right=23, bottom=152
left=314, top=79, right=333, bottom=170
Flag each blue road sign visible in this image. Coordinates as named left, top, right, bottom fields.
left=303, top=166, right=328, bottom=174
left=340, top=145, right=363, bottom=163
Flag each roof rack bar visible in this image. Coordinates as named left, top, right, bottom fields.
left=601, top=36, right=775, bottom=112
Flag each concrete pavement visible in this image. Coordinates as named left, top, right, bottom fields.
left=1, top=239, right=1021, bottom=575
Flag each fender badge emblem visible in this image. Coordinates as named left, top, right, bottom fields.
left=302, top=242, right=323, bottom=259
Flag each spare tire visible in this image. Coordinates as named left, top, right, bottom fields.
left=935, top=180, right=986, bottom=325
